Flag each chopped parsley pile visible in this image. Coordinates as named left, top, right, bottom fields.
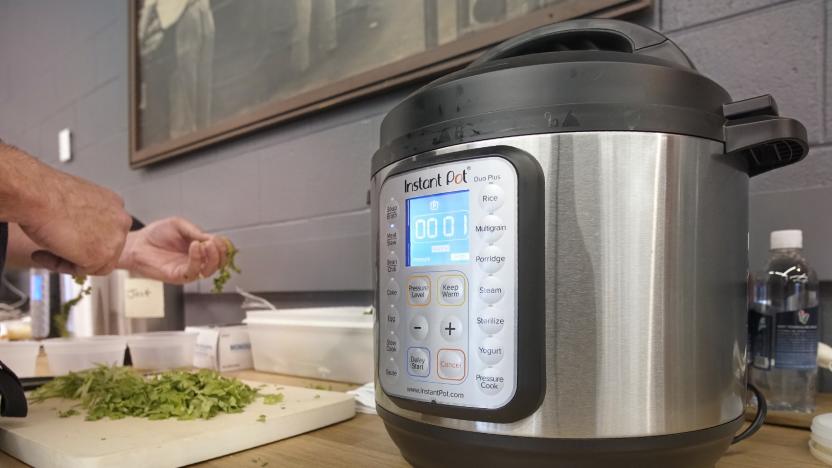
left=30, top=366, right=283, bottom=421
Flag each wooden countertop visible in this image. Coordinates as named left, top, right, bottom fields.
left=0, top=368, right=824, bottom=467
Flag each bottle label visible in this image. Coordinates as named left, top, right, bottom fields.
left=774, top=306, right=819, bottom=370
left=748, top=309, right=773, bottom=370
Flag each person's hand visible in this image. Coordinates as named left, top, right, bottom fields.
left=118, top=217, right=228, bottom=284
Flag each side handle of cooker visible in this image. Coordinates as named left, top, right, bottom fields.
left=723, top=95, right=809, bottom=177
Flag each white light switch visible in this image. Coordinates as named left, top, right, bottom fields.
left=58, top=128, right=72, bottom=162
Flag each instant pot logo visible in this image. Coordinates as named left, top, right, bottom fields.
left=404, top=169, right=468, bottom=193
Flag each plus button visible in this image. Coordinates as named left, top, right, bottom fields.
left=444, top=322, right=456, bottom=336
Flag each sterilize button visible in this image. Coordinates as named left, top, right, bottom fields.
left=386, top=251, right=399, bottom=273
left=475, top=214, right=506, bottom=242
left=407, top=276, right=431, bottom=306
left=438, top=275, right=466, bottom=306
left=475, top=245, right=506, bottom=274
left=479, top=183, right=505, bottom=212
left=476, top=306, right=505, bottom=334
left=386, top=304, right=399, bottom=329
left=383, top=357, right=400, bottom=382
left=385, top=198, right=399, bottom=221
left=385, top=331, right=399, bottom=353
left=407, top=347, right=430, bottom=377
left=478, top=276, right=504, bottom=304
left=478, top=337, right=504, bottom=365
left=386, top=278, right=401, bottom=303
left=409, top=314, right=428, bottom=341
left=440, top=316, right=464, bottom=342
left=437, top=349, right=466, bottom=381
left=476, top=367, right=504, bottom=395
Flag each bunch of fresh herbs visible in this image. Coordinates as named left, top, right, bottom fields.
left=212, top=239, right=241, bottom=293
left=54, top=275, right=91, bottom=337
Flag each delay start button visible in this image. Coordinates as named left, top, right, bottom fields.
left=438, top=275, right=466, bottom=306
left=407, top=347, right=430, bottom=377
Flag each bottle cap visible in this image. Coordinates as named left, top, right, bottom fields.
left=770, top=229, right=802, bottom=250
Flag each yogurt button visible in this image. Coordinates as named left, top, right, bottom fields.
left=479, top=184, right=505, bottom=212
left=478, top=337, right=504, bottom=365
left=475, top=214, right=506, bottom=242
left=476, top=306, right=505, bottom=334
left=475, top=245, right=506, bottom=274
left=478, top=276, right=504, bottom=304
left=476, top=367, right=505, bottom=395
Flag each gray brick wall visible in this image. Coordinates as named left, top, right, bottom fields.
left=0, top=0, right=830, bottom=309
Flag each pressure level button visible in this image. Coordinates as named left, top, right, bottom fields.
left=407, top=276, right=431, bottom=306
left=479, top=183, right=505, bottom=212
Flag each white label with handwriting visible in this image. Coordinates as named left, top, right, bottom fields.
left=124, top=277, right=165, bottom=318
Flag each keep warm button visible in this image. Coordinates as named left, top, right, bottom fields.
left=437, top=349, right=466, bottom=381
left=439, top=275, right=466, bottom=306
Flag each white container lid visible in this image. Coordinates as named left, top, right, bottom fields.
left=244, top=307, right=373, bottom=329
left=811, top=413, right=832, bottom=464
left=770, top=229, right=802, bottom=250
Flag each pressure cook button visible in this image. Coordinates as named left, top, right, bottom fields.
left=478, top=276, right=504, bottom=304
left=386, top=224, right=398, bottom=247
left=386, top=278, right=401, bottom=303
left=385, top=332, right=400, bottom=353
left=407, top=276, right=431, bottom=306
left=440, top=316, right=464, bottom=342
left=475, top=245, right=506, bottom=274
left=386, top=304, right=399, bottom=329
left=476, top=306, right=505, bottom=334
left=386, top=251, right=399, bottom=273
left=409, top=314, right=428, bottom=341
left=438, top=275, right=466, bottom=306
left=478, top=337, right=504, bottom=365
left=406, top=347, right=430, bottom=377
left=437, top=349, right=466, bottom=381
left=475, top=214, right=506, bottom=242
left=383, top=357, right=400, bottom=382
left=476, top=367, right=504, bottom=395
left=479, top=184, right=505, bottom=212
left=385, top=198, right=399, bottom=221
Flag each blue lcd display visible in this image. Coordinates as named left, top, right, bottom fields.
left=406, top=190, right=470, bottom=267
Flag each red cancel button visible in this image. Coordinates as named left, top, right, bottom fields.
left=437, top=349, right=466, bottom=381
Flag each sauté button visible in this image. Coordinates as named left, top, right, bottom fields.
left=438, top=275, right=466, bottom=306
left=386, top=304, right=399, bottom=329
left=475, top=214, right=506, bottom=242
left=475, top=245, right=506, bottom=274
left=437, top=349, right=466, bottom=381
left=386, top=278, right=401, bottom=302
left=478, top=337, right=504, bottom=365
left=406, top=347, right=430, bottom=377
left=385, top=331, right=400, bottom=353
left=386, top=251, right=399, bottom=273
left=476, top=306, right=505, bottom=334
left=383, top=357, right=400, bottom=382
left=440, top=316, right=464, bottom=342
left=385, top=198, right=399, bottom=221
left=478, top=276, right=504, bottom=304
left=409, top=314, right=428, bottom=341
left=479, top=184, right=505, bottom=212
left=407, top=276, right=431, bottom=306
left=476, top=367, right=504, bottom=395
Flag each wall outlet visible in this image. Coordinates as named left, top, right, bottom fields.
left=58, top=128, right=71, bottom=162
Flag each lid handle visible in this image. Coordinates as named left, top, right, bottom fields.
left=723, top=95, right=808, bottom=177
left=470, top=19, right=695, bottom=69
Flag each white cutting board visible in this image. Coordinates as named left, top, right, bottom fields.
left=0, top=381, right=355, bottom=468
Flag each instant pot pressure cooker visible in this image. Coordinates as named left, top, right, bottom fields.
left=371, top=19, right=808, bottom=467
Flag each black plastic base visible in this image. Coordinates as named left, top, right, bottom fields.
left=378, top=406, right=744, bottom=468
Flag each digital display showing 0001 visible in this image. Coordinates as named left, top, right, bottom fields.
left=406, top=190, right=470, bottom=267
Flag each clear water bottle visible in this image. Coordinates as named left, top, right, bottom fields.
left=29, top=268, right=51, bottom=339
left=749, top=229, right=820, bottom=412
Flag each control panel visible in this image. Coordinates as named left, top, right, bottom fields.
left=378, top=156, right=517, bottom=410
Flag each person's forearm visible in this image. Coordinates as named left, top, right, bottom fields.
left=0, top=141, right=52, bottom=225
left=6, top=223, right=42, bottom=269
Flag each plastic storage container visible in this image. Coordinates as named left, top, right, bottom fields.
left=127, top=331, right=198, bottom=370
left=810, top=413, right=832, bottom=465
left=0, top=341, right=40, bottom=377
left=42, top=336, right=127, bottom=375
left=244, top=307, right=374, bottom=383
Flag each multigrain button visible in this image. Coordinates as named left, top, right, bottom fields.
left=478, top=337, right=504, bottom=365
left=438, top=275, right=466, bottom=306
left=407, top=276, right=431, bottom=306
left=476, top=306, right=505, bottom=334
left=478, top=276, right=504, bottom=304
left=385, top=198, right=399, bottom=221
left=385, top=331, right=399, bottom=353
left=475, top=214, right=506, bottom=242
left=386, top=278, right=401, bottom=303
left=409, top=314, right=428, bottom=341
left=440, top=316, right=464, bottom=342
left=479, top=183, right=505, bottom=212
left=475, top=245, right=506, bottom=274
left=386, top=251, right=399, bottom=273
left=383, top=357, right=400, bottom=382
left=437, top=349, right=466, bottom=381
left=406, top=347, right=430, bottom=377
left=386, top=304, right=399, bottom=329
left=476, top=367, right=504, bottom=395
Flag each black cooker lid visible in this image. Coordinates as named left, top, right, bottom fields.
left=373, top=19, right=808, bottom=176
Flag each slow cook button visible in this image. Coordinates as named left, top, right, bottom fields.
left=409, top=314, right=428, bottom=341
left=407, top=276, right=431, bottom=306
left=479, top=183, right=505, bottom=212
left=385, top=332, right=399, bottom=353
left=475, top=214, right=507, bottom=242
left=438, top=275, right=466, bottom=306
left=385, top=198, right=399, bottom=221
left=478, top=276, right=504, bottom=304
left=386, top=251, right=399, bottom=273
left=476, top=306, right=505, bottom=334
left=476, top=367, right=504, bottom=395
left=406, top=347, right=430, bottom=377
left=478, top=337, right=504, bottom=365
left=383, top=357, right=400, bottom=382
left=475, top=245, right=506, bottom=274
left=386, top=278, right=401, bottom=303
left=437, top=349, right=466, bottom=381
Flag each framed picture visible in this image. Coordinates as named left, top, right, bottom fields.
left=129, top=0, right=649, bottom=167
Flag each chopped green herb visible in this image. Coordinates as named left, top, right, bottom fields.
left=30, top=366, right=258, bottom=421
left=55, top=276, right=91, bottom=337
left=58, top=408, right=78, bottom=418
left=212, top=239, right=241, bottom=293
left=256, top=414, right=266, bottom=423
left=261, top=393, right=284, bottom=405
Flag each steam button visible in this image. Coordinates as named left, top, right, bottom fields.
left=479, top=184, right=505, bottom=212
left=478, top=276, right=504, bottom=304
